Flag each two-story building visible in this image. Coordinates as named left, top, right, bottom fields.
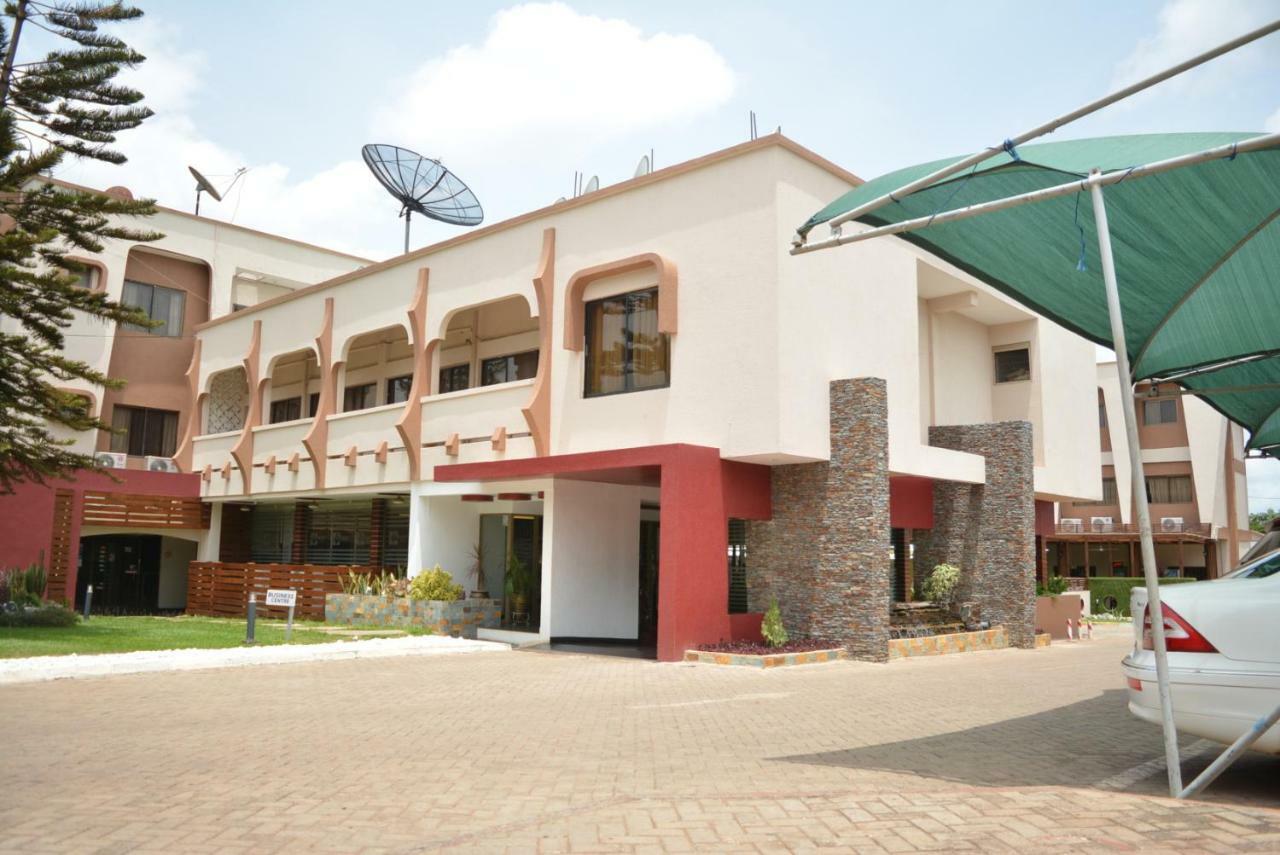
left=179, top=134, right=1101, bottom=661
left=1050, top=361, right=1255, bottom=581
left=0, top=184, right=369, bottom=612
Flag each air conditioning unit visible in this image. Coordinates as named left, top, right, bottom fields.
left=93, top=451, right=127, bottom=469
left=1090, top=516, right=1114, bottom=532
left=1060, top=518, right=1083, bottom=532
left=1160, top=516, right=1184, bottom=532
left=146, top=456, right=180, bottom=473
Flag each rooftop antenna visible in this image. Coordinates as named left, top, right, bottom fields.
left=361, top=143, right=484, bottom=254
left=188, top=165, right=247, bottom=216
left=749, top=110, right=757, bottom=141
left=634, top=153, right=651, bottom=178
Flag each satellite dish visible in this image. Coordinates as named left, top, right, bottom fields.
left=361, top=143, right=484, bottom=254
left=583, top=175, right=599, bottom=194
left=189, top=165, right=222, bottom=215
left=633, top=155, right=650, bottom=178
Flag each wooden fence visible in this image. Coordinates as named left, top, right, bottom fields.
left=186, top=562, right=376, bottom=620
left=82, top=491, right=209, bottom=530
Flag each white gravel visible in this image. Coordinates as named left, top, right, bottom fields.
left=0, top=635, right=511, bottom=685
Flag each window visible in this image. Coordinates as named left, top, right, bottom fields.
left=1143, top=398, right=1178, bottom=426
left=269, top=397, right=302, bottom=424
left=308, top=392, right=320, bottom=417
left=1081, top=477, right=1118, bottom=506
left=728, top=519, right=748, bottom=614
left=481, top=350, right=538, bottom=386
left=343, top=382, right=376, bottom=412
left=1099, top=400, right=1108, bottom=428
left=58, top=393, right=91, bottom=421
left=72, top=267, right=99, bottom=290
left=439, top=364, right=469, bottom=394
left=249, top=504, right=294, bottom=563
left=584, top=288, right=669, bottom=397
left=305, top=499, right=371, bottom=565
left=1147, top=475, right=1193, bottom=504
left=121, top=280, right=185, bottom=336
left=109, top=405, right=178, bottom=457
left=993, top=347, right=1030, bottom=383
left=386, top=374, right=413, bottom=405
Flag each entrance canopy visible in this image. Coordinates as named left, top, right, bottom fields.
left=798, top=133, right=1280, bottom=450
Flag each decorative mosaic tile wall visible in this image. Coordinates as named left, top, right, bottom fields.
left=683, top=648, right=847, bottom=668
left=913, top=422, right=1037, bottom=648
left=887, top=627, right=1008, bottom=659
left=746, top=378, right=891, bottom=662
left=324, top=594, right=501, bottom=639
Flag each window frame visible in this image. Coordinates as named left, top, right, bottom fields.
left=109, top=404, right=179, bottom=458
left=342, top=382, right=377, bottom=412
left=583, top=287, right=671, bottom=399
left=1146, top=474, right=1193, bottom=504
left=269, top=397, right=303, bottom=424
left=480, top=349, right=539, bottom=387
left=993, top=346, right=1031, bottom=384
left=1143, top=397, right=1178, bottom=426
left=385, top=374, right=414, bottom=405
left=121, top=279, right=186, bottom=337
left=438, top=363, right=470, bottom=394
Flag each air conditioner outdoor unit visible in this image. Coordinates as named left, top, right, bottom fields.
left=93, top=451, right=127, bottom=469
left=1060, top=518, right=1083, bottom=532
left=1160, top=516, right=1184, bottom=532
left=1090, top=516, right=1114, bottom=531
left=146, top=456, right=180, bottom=474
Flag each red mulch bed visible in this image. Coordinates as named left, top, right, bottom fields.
left=695, top=639, right=844, bottom=655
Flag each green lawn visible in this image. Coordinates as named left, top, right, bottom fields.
left=0, top=615, right=407, bottom=659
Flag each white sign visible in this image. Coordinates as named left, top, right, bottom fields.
left=265, top=589, right=297, bottom=608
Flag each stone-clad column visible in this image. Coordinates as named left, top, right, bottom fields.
left=746, top=377, right=890, bottom=662
left=915, top=421, right=1036, bottom=648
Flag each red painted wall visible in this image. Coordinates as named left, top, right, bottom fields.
left=0, top=469, right=201, bottom=597
left=889, top=475, right=934, bottom=529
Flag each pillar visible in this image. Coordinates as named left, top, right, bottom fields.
left=914, top=421, right=1036, bottom=648
left=745, top=378, right=891, bottom=661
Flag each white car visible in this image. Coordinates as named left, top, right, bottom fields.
left=1122, top=548, right=1280, bottom=754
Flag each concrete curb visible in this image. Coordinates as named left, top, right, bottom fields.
left=0, top=635, right=511, bottom=685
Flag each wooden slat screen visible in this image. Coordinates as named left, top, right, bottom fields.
left=185, top=562, right=376, bottom=620
left=82, top=491, right=209, bottom=530
left=46, top=489, right=75, bottom=602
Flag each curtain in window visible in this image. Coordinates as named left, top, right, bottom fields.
left=627, top=290, right=667, bottom=391
left=110, top=406, right=178, bottom=456
left=586, top=297, right=628, bottom=395
left=585, top=289, right=667, bottom=396
left=1148, top=476, right=1193, bottom=504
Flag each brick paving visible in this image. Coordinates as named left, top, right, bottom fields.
left=2, top=632, right=1278, bottom=853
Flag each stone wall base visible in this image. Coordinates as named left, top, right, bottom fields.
left=325, top=594, right=501, bottom=639
left=887, top=627, right=1008, bottom=659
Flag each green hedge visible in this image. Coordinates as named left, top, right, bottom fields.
left=1088, top=577, right=1197, bottom=617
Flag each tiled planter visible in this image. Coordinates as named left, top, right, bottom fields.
left=324, top=594, right=501, bottom=639
left=887, top=626, right=1008, bottom=659
left=683, top=648, right=847, bottom=669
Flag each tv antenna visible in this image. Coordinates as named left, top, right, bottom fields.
left=361, top=143, right=484, bottom=254
left=189, top=165, right=246, bottom=215
left=749, top=110, right=757, bottom=140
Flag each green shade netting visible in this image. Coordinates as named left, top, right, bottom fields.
left=800, top=133, right=1280, bottom=450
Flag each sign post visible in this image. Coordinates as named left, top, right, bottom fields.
left=266, top=589, right=298, bottom=642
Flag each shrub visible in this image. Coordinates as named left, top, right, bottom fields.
left=409, top=565, right=463, bottom=602
left=504, top=554, right=532, bottom=599
left=761, top=600, right=789, bottom=648
left=1036, top=575, right=1068, bottom=597
left=23, top=563, right=47, bottom=601
left=922, top=564, right=961, bottom=606
left=370, top=569, right=409, bottom=598
left=0, top=602, right=78, bottom=627
left=1088, top=576, right=1196, bottom=617
left=339, top=569, right=371, bottom=596
left=5, top=567, right=39, bottom=607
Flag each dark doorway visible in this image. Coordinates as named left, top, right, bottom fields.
left=638, top=519, right=660, bottom=647
left=77, top=534, right=162, bottom=614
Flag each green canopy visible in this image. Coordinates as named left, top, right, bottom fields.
left=799, top=133, right=1280, bottom=449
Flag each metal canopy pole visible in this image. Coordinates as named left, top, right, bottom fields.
left=1089, top=169, right=1183, bottom=797
left=802, top=18, right=1280, bottom=243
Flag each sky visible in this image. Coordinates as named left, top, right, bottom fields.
left=38, top=0, right=1280, bottom=511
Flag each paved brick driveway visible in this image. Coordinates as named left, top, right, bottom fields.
left=2, top=632, right=1278, bottom=853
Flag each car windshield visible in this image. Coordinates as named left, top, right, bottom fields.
left=1221, top=549, right=1280, bottom=579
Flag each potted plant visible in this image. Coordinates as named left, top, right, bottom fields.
left=504, top=553, right=532, bottom=626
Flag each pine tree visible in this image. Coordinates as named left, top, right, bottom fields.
left=0, top=0, right=162, bottom=493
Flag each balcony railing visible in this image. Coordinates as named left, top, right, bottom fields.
left=1053, top=521, right=1211, bottom=537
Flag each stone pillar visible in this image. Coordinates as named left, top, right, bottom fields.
left=915, top=421, right=1036, bottom=648
left=746, top=378, right=891, bottom=662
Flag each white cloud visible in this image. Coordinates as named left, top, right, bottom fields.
left=374, top=3, right=735, bottom=156
left=1111, top=0, right=1279, bottom=97
left=54, top=3, right=736, bottom=260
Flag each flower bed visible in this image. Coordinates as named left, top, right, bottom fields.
left=685, top=639, right=846, bottom=669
